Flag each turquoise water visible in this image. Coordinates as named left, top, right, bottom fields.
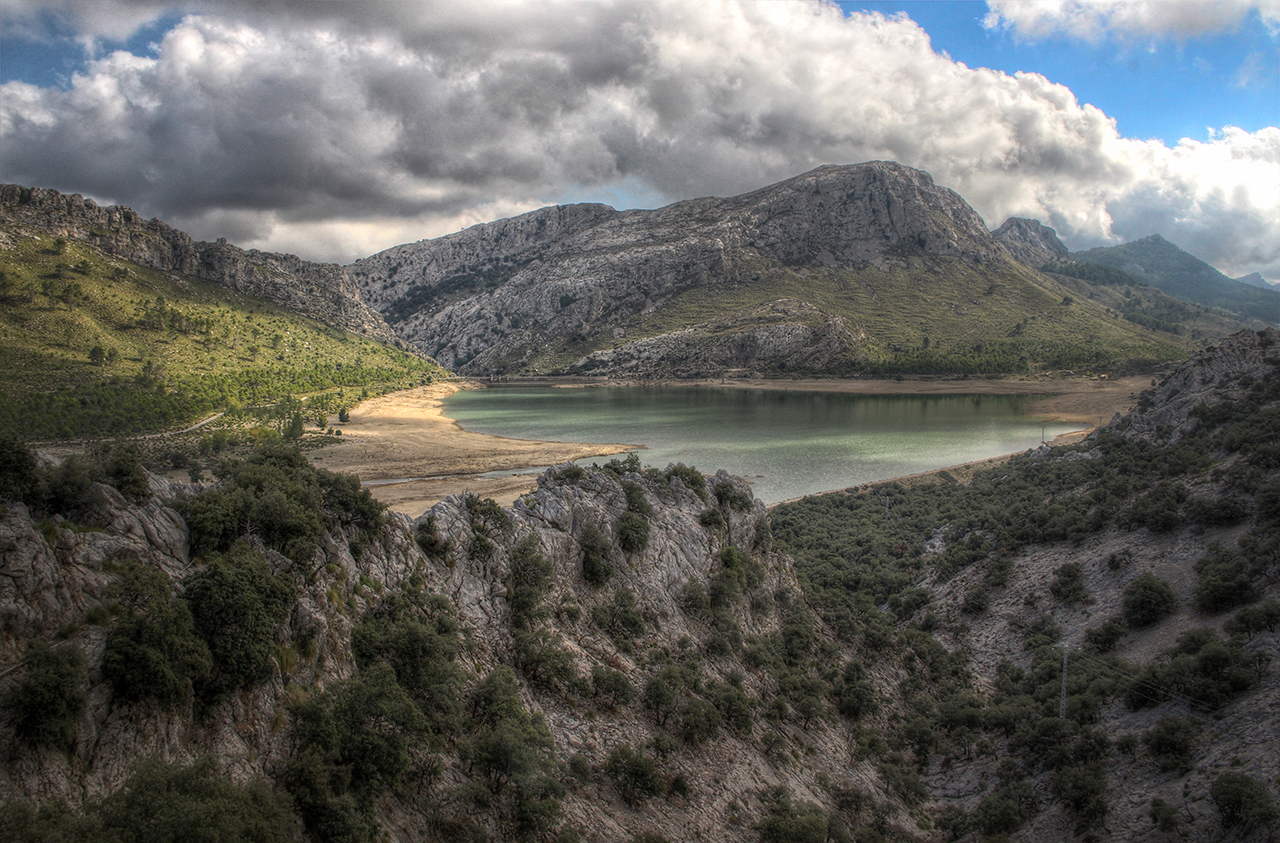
left=443, top=386, right=1081, bottom=504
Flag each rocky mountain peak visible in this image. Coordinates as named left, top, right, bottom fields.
left=991, top=216, right=1069, bottom=267
left=350, top=161, right=1018, bottom=374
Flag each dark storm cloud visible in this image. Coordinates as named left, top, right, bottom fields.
left=2, top=0, right=1276, bottom=275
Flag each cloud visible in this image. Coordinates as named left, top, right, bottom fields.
left=1, top=0, right=1277, bottom=279
left=983, top=0, right=1280, bottom=41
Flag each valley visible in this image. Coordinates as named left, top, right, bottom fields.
left=1, top=164, right=1277, bottom=843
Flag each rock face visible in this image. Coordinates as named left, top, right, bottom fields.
left=991, top=217, right=1069, bottom=268
left=350, top=162, right=1006, bottom=375
left=0, top=460, right=902, bottom=841
left=0, top=185, right=400, bottom=345
left=1113, top=327, right=1279, bottom=444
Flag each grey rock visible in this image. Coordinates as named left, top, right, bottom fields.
left=992, top=216, right=1069, bottom=267
left=350, top=162, right=1003, bottom=375
left=0, top=184, right=400, bottom=345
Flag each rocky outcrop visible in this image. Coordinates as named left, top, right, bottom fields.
left=1113, top=327, right=1279, bottom=443
left=1, top=459, right=902, bottom=842
left=991, top=216, right=1069, bottom=268
left=0, top=185, right=400, bottom=345
left=350, top=161, right=1008, bottom=375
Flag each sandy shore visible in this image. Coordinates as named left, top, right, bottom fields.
left=313, top=374, right=1152, bottom=518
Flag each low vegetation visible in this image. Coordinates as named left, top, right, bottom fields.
left=0, top=231, right=444, bottom=438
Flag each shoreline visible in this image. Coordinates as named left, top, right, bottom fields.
left=313, top=374, right=1150, bottom=517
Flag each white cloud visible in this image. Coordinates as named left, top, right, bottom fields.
left=983, top=0, right=1280, bottom=41
left=1, top=0, right=1277, bottom=278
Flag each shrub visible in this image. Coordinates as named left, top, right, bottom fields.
left=1083, top=618, right=1127, bottom=654
left=0, top=432, right=38, bottom=504
left=1, top=757, right=292, bottom=843
left=97, top=757, right=292, bottom=842
left=2, top=641, right=86, bottom=749
left=579, top=523, right=613, bottom=586
left=1210, top=772, right=1277, bottom=831
left=1142, top=716, right=1201, bottom=770
left=714, top=481, right=751, bottom=511
left=352, top=594, right=463, bottom=731
left=103, top=561, right=213, bottom=706
left=1049, top=562, right=1087, bottom=605
left=415, top=515, right=451, bottom=559
left=591, top=665, right=635, bottom=709
left=507, top=535, right=554, bottom=628
left=1122, top=572, right=1177, bottom=628
left=961, top=586, right=989, bottom=615
left=621, top=480, right=652, bottom=517
left=1194, top=545, right=1255, bottom=612
left=699, top=507, right=726, bottom=530
left=664, top=464, right=707, bottom=501
left=617, top=512, right=650, bottom=553
left=604, top=745, right=664, bottom=804
left=1050, top=763, right=1109, bottom=834
left=182, top=544, right=293, bottom=705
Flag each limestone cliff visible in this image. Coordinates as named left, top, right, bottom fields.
left=350, top=162, right=1034, bottom=376
left=991, top=217, right=1069, bottom=268
left=0, top=185, right=400, bottom=345
left=0, top=461, right=911, bottom=841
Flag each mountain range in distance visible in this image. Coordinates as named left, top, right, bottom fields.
left=349, top=161, right=1276, bottom=379
left=4, top=161, right=1277, bottom=411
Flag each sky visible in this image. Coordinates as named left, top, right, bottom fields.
left=1, top=1, right=1277, bottom=280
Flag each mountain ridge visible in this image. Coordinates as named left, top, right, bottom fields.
left=0, top=185, right=401, bottom=346
left=1071, top=234, right=1279, bottom=324
left=351, top=162, right=1187, bottom=378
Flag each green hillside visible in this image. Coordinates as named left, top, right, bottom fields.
left=0, top=232, right=446, bottom=439
left=1071, top=235, right=1279, bottom=325
left=530, top=255, right=1193, bottom=376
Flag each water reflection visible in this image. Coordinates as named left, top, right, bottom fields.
left=443, top=386, right=1080, bottom=504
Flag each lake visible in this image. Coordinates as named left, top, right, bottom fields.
left=443, top=386, right=1081, bottom=504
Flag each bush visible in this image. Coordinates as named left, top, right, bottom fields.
left=415, top=515, right=451, bottom=559
left=604, top=745, right=664, bottom=804
left=621, top=480, right=652, bottom=517
left=182, top=544, right=293, bottom=705
left=617, top=512, right=650, bottom=553
left=579, top=523, right=613, bottom=586
left=1194, top=545, right=1255, bottom=613
left=1049, top=563, right=1087, bottom=605
left=0, top=432, right=38, bottom=504
left=591, top=665, right=635, bottom=709
left=352, top=594, right=463, bottom=731
left=1142, top=716, right=1201, bottom=770
left=103, top=561, right=213, bottom=706
left=1050, top=763, right=1109, bottom=834
left=1210, top=772, right=1277, bottom=831
left=2, top=641, right=86, bottom=749
left=1122, top=572, right=1177, bottom=628
left=0, top=757, right=293, bottom=843
left=665, top=464, right=707, bottom=501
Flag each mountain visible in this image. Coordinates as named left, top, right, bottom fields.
left=0, top=185, right=399, bottom=345
left=991, top=216, right=1069, bottom=267
left=351, top=162, right=1189, bottom=378
left=1072, top=234, right=1279, bottom=325
left=0, top=188, right=444, bottom=439
left=1236, top=271, right=1277, bottom=290
left=2, top=329, right=1278, bottom=842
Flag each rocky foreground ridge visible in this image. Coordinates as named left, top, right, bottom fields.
left=0, top=185, right=400, bottom=346
left=2, top=331, right=1279, bottom=842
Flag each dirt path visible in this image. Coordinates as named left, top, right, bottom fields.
left=313, top=375, right=1152, bottom=518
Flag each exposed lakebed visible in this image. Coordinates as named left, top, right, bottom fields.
left=443, top=386, right=1081, bottom=504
